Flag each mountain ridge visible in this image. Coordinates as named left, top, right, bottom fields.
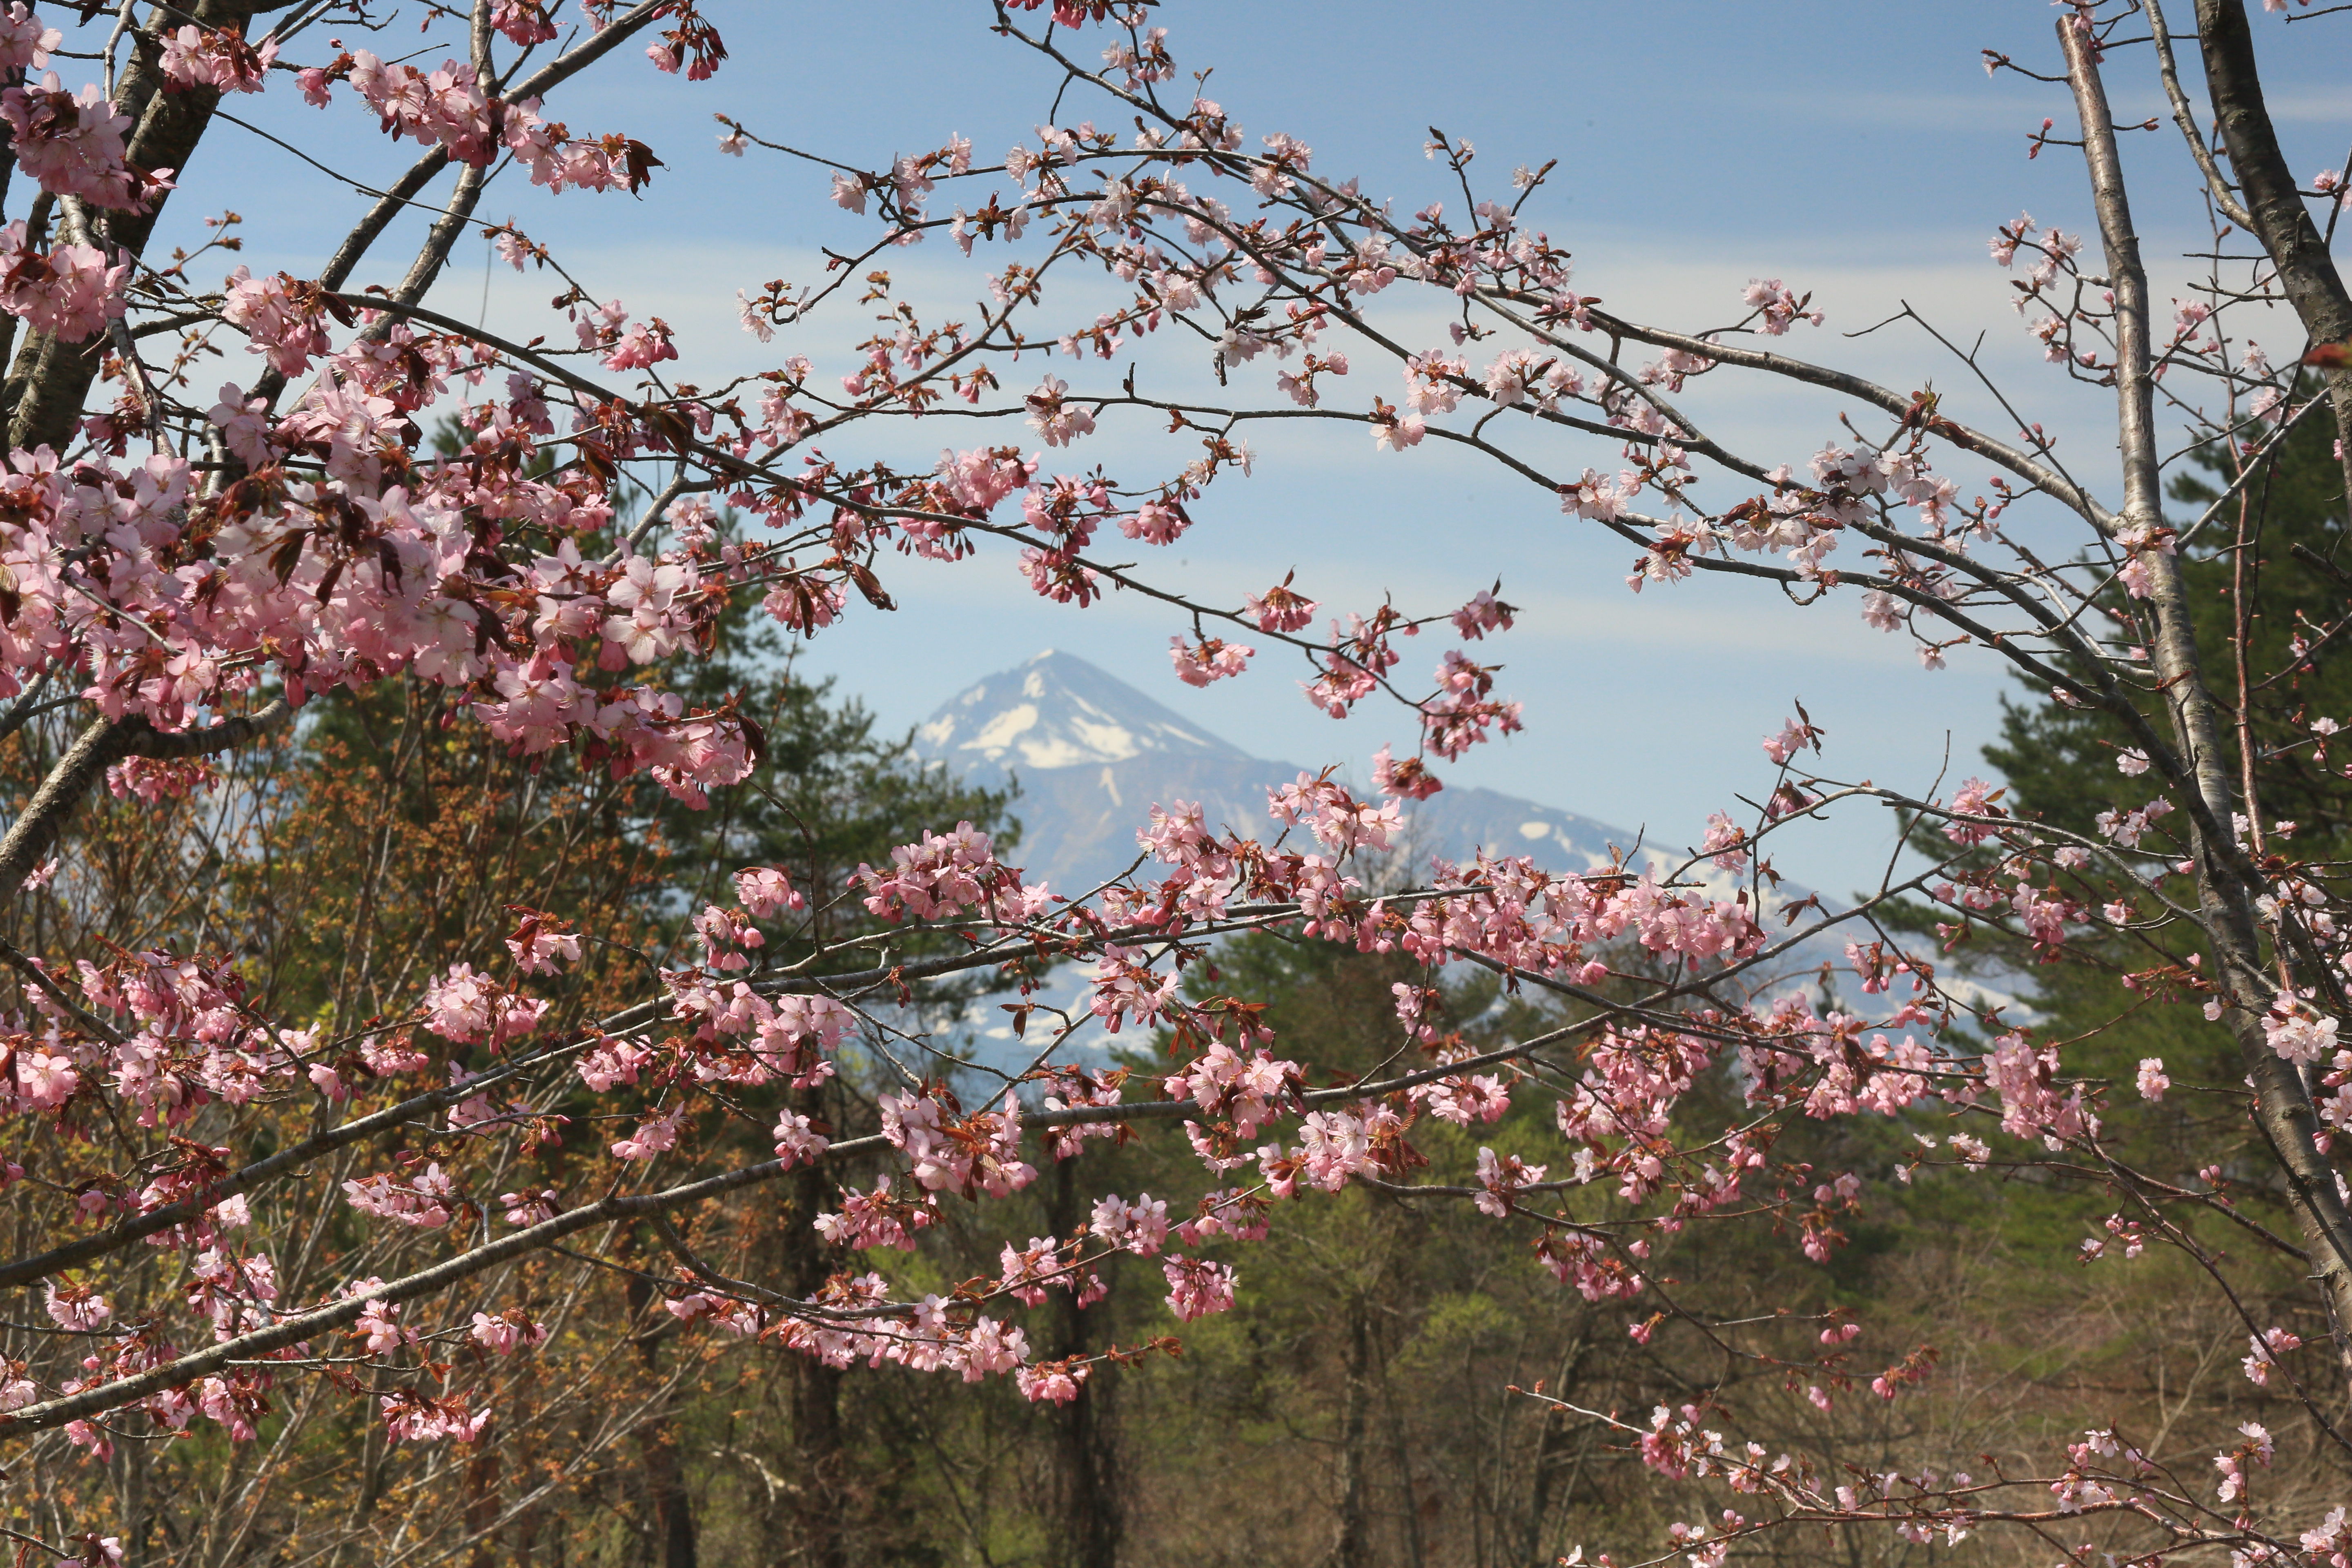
left=913, top=651, right=1644, bottom=893
left=909, top=652, right=1990, bottom=1046
left=915, top=650, right=1250, bottom=775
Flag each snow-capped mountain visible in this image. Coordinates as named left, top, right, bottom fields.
left=915, top=651, right=1645, bottom=894
left=911, top=654, right=1969, bottom=1057
left=916, top=651, right=1250, bottom=774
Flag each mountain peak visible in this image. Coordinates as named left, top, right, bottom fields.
left=915, top=651, right=1250, bottom=774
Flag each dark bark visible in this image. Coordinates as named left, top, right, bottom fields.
left=1519, top=1321, right=1592, bottom=1567
left=463, top=1443, right=502, bottom=1568
left=0, top=701, right=289, bottom=911
left=1047, top=1159, right=1121, bottom=1568
left=779, top=1098, right=849, bottom=1568
left=623, top=1269, right=699, bottom=1568
left=1381, top=1377, right=1425, bottom=1568
left=8, top=0, right=259, bottom=454
left=0, top=715, right=135, bottom=900
left=508, top=1392, right=548, bottom=1566
left=1327, top=1294, right=1372, bottom=1568
left=0, top=62, right=22, bottom=220
left=0, top=189, right=48, bottom=395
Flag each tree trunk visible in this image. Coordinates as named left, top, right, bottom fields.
left=1519, top=1322, right=1592, bottom=1568
left=2193, top=0, right=2352, bottom=508
left=512, top=1483, right=545, bottom=1568
left=7, top=0, right=258, bottom=454
left=1327, top=1294, right=1372, bottom=1568
left=623, top=1270, right=698, bottom=1568
left=2062, top=14, right=2352, bottom=1394
left=463, top=1443, right=501, bottom=1568
left=779, top=1102, right=850, bottom=1568
left=1380, top=1377, right=1426, bottom=1568
left=1047, top=1159, right=1121, bottom=1568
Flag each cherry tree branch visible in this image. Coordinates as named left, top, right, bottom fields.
left=2193, top=0, right=2352, bottom=505
left=2067, top=11, right=2352, bottom=1390
left=2144, top=0, right=2258, bottom=232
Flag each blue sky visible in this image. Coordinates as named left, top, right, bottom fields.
left=156, top=2, right=2352, bottom=895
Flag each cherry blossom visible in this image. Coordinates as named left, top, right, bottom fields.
left=0, top=11, right=2337, bottom=1568
left=0, top=73, right=168, bottom=211
left=0, top=222, right=126, bottom=342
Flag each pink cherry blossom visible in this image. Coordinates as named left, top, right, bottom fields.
left=1024, top=377, right=1096, bottom=445
left=1161, top=1256, right=1238, bottom=1321
left=0, top=74, right=168, bottom=211
left=1169, top=634, right=1253, bottom=686
left=0, top=222, right=127, bottom=341
left=158, top=25, right=276, bottom=94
